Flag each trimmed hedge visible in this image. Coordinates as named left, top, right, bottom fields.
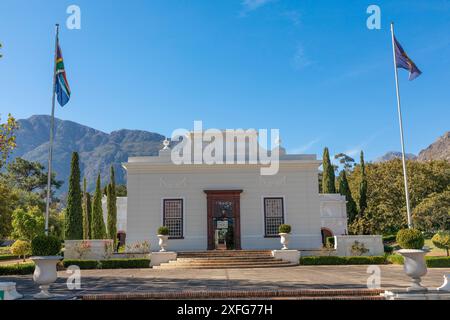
left=0, top=254, right=19, bottom=261
left=382, top=235, right=397, bottom=243
left=0, top=263, right=35, bottom=275
left=300, top=256, right=386, bottom=265
left=387, top=255, right=450, bottom=268
left=63, top=258, right=151, bottom=270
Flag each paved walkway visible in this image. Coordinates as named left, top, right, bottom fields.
left=1, top=265, right=449, bottom=299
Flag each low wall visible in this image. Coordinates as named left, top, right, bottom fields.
left=64, top=240, right=114, bottom=260
left=334, top=235, right=384, bottom=256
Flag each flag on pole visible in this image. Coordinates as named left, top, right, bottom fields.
left=55, top=44, right=71, bottom=106
left=393, top=36, right=422, bottom=81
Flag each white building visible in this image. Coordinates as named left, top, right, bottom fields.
left=122, top=134, right=347, bottom=252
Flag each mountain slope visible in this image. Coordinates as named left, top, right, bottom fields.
left=12, top=115, right=164, bottom=193
left=418, top=131, right=450, bottom=162
left=375, top=151, right=417, bottom=162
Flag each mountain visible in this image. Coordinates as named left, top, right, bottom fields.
left=418, top=131, right=450, bottom=162
left=12, top=115, right=165, bottom=194
left=375, top=151, right=417, bottom=163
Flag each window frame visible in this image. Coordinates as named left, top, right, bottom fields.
left=263, top=197, right=285, bottom=238
left=162, top=198, right=184, bottom=239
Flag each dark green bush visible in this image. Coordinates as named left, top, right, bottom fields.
left=157, top=226, right=169, bottom=236
left=0, top=254, right=19, bottom=261
left=396, top=229, right=424, bottom=249
left=384, top=244, right=394, bottom=254
left=31, top=235, right=62, bottom=256
left=62, top=258, right=150, bottom=269
left=425, top=256, right=450, bottom=268
left=300, top=256, right=386, bottom=265
left=0, top=263, right=35, bottom=275
left=278, top=224, right=291, bottom=234
left=382, top=235, right=397, bottom=243
left=325, top=237, right=335, bottom=248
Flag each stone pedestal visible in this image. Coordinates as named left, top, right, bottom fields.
left=150, top=251, right=177, bottom=267
left=0, top=282, right=23, bottom=300
left=383, top=290, right=450, bottom=300
left=437, top=274, right=450, bottom=292
left=271, top=250, right=300, bottom=265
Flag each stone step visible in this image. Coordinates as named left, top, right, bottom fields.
left=174, top=257, right=278, bottom=262
left=177, top=250, right=272, bottom=257
left=154, top=263, right=298, bottom=269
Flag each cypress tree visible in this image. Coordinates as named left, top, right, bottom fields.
left=91, top=174, right=106, bottom=239
left=86, top=193, right=92, bottom=237
left=65, top=152, right=83, bottom=240
left=82, top=178, right=90, bottom=239
left=107, top=166, right=117, bottom=244
left=359, top=150, right=368, bottom=215
left=322, top=147, right=336, bottom=193
left=338, top=170, right=358, bottom=223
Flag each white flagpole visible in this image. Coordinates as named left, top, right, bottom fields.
left=45, top=24, right=60, bottom=236
left=390, top=22, right=413, bottom=229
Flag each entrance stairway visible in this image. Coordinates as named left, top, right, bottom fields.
left=154, top=250, right=297, bottom=269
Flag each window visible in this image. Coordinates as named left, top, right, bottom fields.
left=264, top=197, right=284, bottom=237
left=163, top=199, right=183, bottom=239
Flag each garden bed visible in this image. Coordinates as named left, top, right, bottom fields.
left=300, top=256, right=387, bottom=265
left=387, top=254, right=450, bottom=268
left=0, top=263, right=35, bottom=275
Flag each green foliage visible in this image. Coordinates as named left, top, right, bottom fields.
left=82, top=178, right=90, bottom=240
left=338, top=170, right=358, bottom=223
left=358, top=151, right=368, bottom=215
left=321, top=147, right=336, bottom=193
left=386, top=254, right=404, bottom=265
left=396, top=228, right=424, bottom=249
left=116, top=184, right=127, bottom=197
left=10, top=240, right=31, bottom=261
left=11, top=206, right=45, bottom=241
left=382, top=235, right=397, bottom=243
left=0, top=181, right=18, bottom=238
left=278, top=224, right=291, bottom=234
left=157, top=226, right=169, bottom=235
left=65, top=152, right=83, bottom=240
left=31, top=235, right=61, bottom=256
left=387, top=255, right=450, bottom=268
left=325, top=237, right=335, bottom=248
left=431, top=231, right=450, bottom=256
left=348, top=159, right=450, bottom=235
left=413, top=188, right=450, bottom=232
left=0, top=113, right=19, bottom=169
left=384, top=245, right=395, bottom=254
left=300, top=256, right=386, bottom=265
left=0, top=254, right=18, bottom=261
left=107, top=166, right=117, bottom=245
left=62, top=258, right=150, bottom=269
left=0, top=263, right=35, bottom=276
left=91, top=174, right=106, bottom=239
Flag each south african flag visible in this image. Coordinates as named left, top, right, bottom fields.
left=55, top=43, right=71, bottom=106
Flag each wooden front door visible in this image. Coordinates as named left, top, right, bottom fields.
left=204, top=190, right=242, bottom=250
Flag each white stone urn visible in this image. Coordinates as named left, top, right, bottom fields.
left=157, top=235, right=169, bottom=252
left=279, top=233, right=290, bottom=250
left=397, top=249, right=428, bottom=292
left=30, top=256, right=62, bottom=299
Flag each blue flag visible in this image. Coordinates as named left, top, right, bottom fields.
left=55, top=43, right=71, bottom=106
left=393, top=36, right=422, bottom=81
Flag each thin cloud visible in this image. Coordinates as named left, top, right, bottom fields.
left=293, top=44, right=313, bottom=70
left=289, top=138, right=320, bottom=154
left=241, top=0, right=274, bottom=11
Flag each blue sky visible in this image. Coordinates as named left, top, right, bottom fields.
left=1, top=0, right=449, bottom=161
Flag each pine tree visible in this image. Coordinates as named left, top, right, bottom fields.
left=91, top=174, right=106, bottom=239
left=338, top=170, right=358, bottom=223
left=82, top=178, right=90, bottom=239
left=322, top=147, right=336, bottom=193
left=107, top=166, right=117, bottom=244
left=65, top=152, right=83, bottom=240
left=359, top=150, right=368, bottom=215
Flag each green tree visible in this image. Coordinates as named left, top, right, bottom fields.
left=322, top=147, right=336, bottom=193
left=413, top=188, right=450, bottom=232
left=4, top=157, right=62, bottom=193
left=82, top=178, right=91, bottom=239
left=359, top=151, right=368, bottom=214
left=91, top=174, right=106, bottom=239
left=338, top=170, right=358, bottom=224
left=0, top=180, right=18, bottom=238
left=65, top=152, right=83, bottom=240
left=11, top=206, right=45, bottom=241
left=432, top=231, right=450, bottom=257
left=107, top=166, right=117, bottom=244
left=0, top=113, right=19, bottom=169
left=335, top=153, right=355, bottom=171
left=116, top=184, right=127, bottom=197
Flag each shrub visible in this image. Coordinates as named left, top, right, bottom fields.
left=10, top=240, right=31, bottom=261
left=300, top=256, right=386, bottom=265
left=0, top=254, right=18, bottom=261
left=0, top=263, right=35, bottom=275
left=382, top=235, right=397, bottom=243
left=425, top=257, right=450, bottom=268
left=325, top=237, right=335, bottom=248
left=278, top=224, right=291, bottom=234
left=386, top=254, right=404, bottom=265
left=62, top=258, right=150, bottom=269
left=396, top=228, right=424, bottom=249
left=31, top=235, right=62, bottom=256
left=157, top=226, right=169, bottom=236
left=384, top=244, right=394, bottom=254
left=431, top=231, right=450, bottom=256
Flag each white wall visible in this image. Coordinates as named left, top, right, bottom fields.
left=125, top=163, right=323, bottom=252
left=319, top=194, right=348, bottom=236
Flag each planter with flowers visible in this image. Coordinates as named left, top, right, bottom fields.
left=278, top=224, right=292, bottom=250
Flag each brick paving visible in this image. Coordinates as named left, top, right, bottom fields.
left=1, top=265, right=449, bottom=299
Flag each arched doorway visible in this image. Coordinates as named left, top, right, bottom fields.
left=321, top=228, right=333, bottom=247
